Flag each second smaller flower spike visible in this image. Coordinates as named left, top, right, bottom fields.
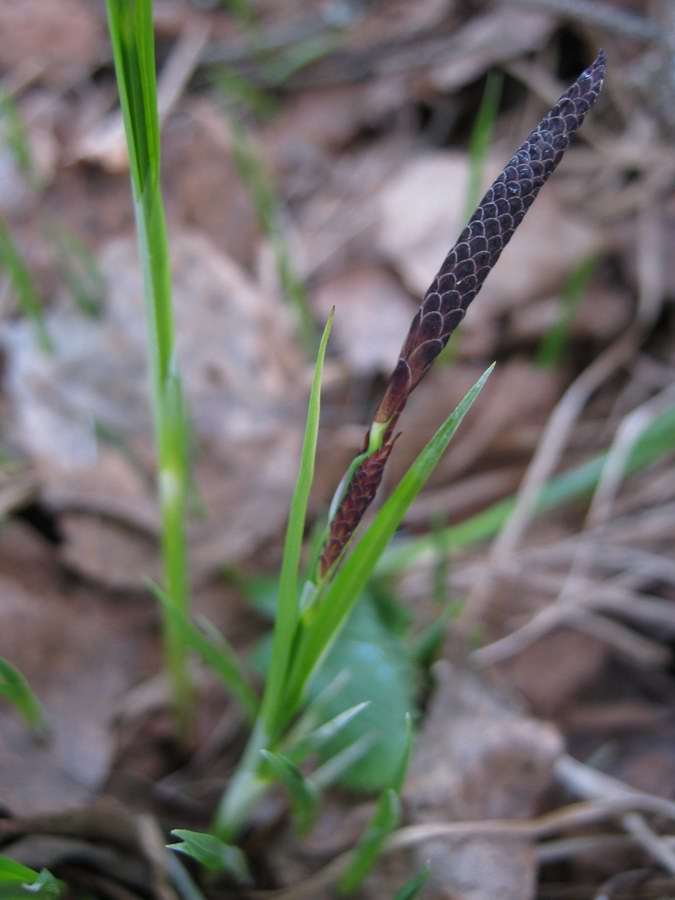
left=317, top=51, right=606, bottom=579
left=373, top=50, right=606, bottom=432
left=319, top=437, right=398, bottom=577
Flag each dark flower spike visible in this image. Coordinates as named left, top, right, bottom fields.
left=319, top=437, right=398, bottom=576
left=374, top=49, right=606, bottom=429
left=318, top=51, right=606, bottom=579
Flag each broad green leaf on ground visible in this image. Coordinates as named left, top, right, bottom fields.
left=307, top=599, right=417, bottom=792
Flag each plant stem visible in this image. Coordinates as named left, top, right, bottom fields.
left=106, top=0, right=192, bottom=738
left=212, top=719, right=269, bottom=840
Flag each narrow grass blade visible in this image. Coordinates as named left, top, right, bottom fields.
left=282, top=670, right=350, bottom=748
left=378, top=402, right=675, bottom=575
left=165, top=854, right=207, bottom=900
left=0, top=88, right=36, bottom=183
left=46, top=223, right=106, bottom=317
left=411, top=605, right=461, bottom=669
left=536, top=255, right=597, bottom=368
left=219, top=0, right=257, bottom=27
left=462, top=70, right=503, bottom=225
left=338, top=789, right=400, bottom=893
left=211, top=67, right=278, bottom=119
left=168, top=830, right=251, bottom=883
left=0, top=216, right=52, bottom=352
left=312, top=731, right=377, bottom=789
left=260, top=310, right=334, bottom=742
left=228, top=116, right=317, bottom=352
left=149, top=583, right=258, bottom=722
left=393, top=863, right=432, bottom=900
left=106, top=0, right=192, bottom=734
left=284, top=701, right=370, bottom=763
left=338, top=718, right=413, bottom=892
left=0, top=857, right=64, bottom=898
left=391, top=713, right=414, bottom=793
left=0, top=656, right=48, bottom=738
left=287, top=365, right=494, bottom=707
left=260, top=750, right=320, bottom=834
left=263, top=32, right=344, bottom=84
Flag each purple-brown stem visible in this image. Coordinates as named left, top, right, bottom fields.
left=318, top=51, right=606, bottom=579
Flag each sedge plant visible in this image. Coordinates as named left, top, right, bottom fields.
left=106, top=1, right=192, bottom=736
left=170, top=51, right=607, bottom=870
left=103, top=6, right=605, bottom=882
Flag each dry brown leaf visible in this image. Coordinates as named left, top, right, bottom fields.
left=262, top=80, right=410, bottom=162
left=1, top=232, right=305, bottom=586
left=407, top=663, right=563, bottom=821
left=314, top=266, right=414, bottom=376
left=162, top=97, right=260, bottom=265
left=0, top=524, right=156, bottom=815
left=496, top=628, right=609, bottom=718
left=386, top=662, right=563, bottom=900
left=507, top=284, right=634, bottom=345
left=0, top=0, right=105, bottom=87
left=429, top=7, right=554, bottom=92
left=0, top=801, right=176, bottom=900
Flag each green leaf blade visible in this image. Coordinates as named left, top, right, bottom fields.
left=149, top=582, right=258, bottom=721
left=260, top=311, right=334, bottom=741
left=393, top=863, right=432, bottom=900
left=338, top=789, right=401, bottom=893
left=0, top=657, right=48, bottom=738
left=168, top=830, right=251, bottom=883
left=0, top=216, right=52, bottom=352
left=260, top=750, right=320, bottom=834
left=0, top=857, right=64, bottom=898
